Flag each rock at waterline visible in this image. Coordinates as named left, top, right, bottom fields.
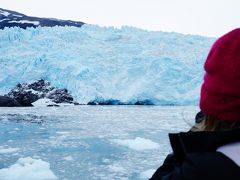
left=0, top=96, right=21, bottom=107
left=2, top=79, right=76, bottom=107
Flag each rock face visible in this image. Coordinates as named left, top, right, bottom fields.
left=0, top=96, right=21, bottom=107
left=0, top=8, right=84, bottom=29
left=5, top=79, right=75, bottom=107
left=47, top=89, right=73, bottom=103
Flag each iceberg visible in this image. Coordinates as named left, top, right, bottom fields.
left=0, top=25, right=215, bottom=105
left=0, top=157, right=57, bottom=180
left=112, top=137, right=160, bottom=151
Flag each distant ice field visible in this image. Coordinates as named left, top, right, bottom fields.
left=0, top=106, right=198, bottom=179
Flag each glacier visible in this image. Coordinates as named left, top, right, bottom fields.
left=0, top=25, right=215, bottom=105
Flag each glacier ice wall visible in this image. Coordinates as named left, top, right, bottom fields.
left=0, top=25, right=215, bottom=105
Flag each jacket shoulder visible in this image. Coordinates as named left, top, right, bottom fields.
left=180, top=152, right=240, bottom=180
left=151, top=152, right=240, bottom=180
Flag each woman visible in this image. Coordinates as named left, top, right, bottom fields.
left=150, top=28, right=240, bottom=180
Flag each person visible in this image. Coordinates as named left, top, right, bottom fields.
left=150, top=28, right=240, bottom=180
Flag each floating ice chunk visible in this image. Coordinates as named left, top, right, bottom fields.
left=32, top=98, right=56, bottom=107
left=0, top=146, right=19, bottom=154
left=139, top=169, right=155, bottom=179
left=112, top=137, right=160, bottom=151
left=32, top=98, right=74, bottom=107
left=108, top=164, right=125, bottom=173
left=57, top=103, right=75, bottom=107
left=63, top=156, right=73, bottom=161
left=56, top=131, right=70, bottom=135
left=0, top=157, right=58, bottom=180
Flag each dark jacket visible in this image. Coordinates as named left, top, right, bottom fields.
left=150, top=128, right=240, bottom=180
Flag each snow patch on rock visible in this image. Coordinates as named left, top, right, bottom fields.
left=12, top=14, right=23, bottom=17
left=8, top=20, right=40, bottom=25
left=0, top=10, right=10, bottom=16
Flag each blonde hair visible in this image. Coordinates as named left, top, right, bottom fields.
left=191, top=114, right=240, bottom=132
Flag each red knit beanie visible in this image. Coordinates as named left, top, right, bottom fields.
left=200, top=28, right=240, bottom=122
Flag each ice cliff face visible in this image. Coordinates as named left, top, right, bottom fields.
left=0, top=25, right=215, bottom=105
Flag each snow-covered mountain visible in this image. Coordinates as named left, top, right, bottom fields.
left=0, top=8, right=84, bottom=29
left=0, top=9, right=216, bottom=105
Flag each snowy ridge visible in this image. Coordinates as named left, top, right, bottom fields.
left=0, top=25, right=215, bottom=105
left=0, top=8, right=84, bottom=29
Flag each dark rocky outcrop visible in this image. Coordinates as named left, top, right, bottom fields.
left=1, top=80, right=156, bottom=107
left=47, top=89, right=73, bottom=103
left=7, top=87, right=37, bottom=106
left=0, top=96, right=21, bottom=107
left=1, top=79, right=76, bottom=107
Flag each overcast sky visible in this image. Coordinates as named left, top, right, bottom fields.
left=1, top=0, right=239, bottom=37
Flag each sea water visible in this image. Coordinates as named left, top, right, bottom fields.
left=0, top=106, right=198, bottom=179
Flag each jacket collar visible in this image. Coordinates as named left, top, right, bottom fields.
left=169, top=128, right=240, bottom=160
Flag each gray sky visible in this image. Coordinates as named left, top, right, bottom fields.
left=1, top=0, right=239, bottom=37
